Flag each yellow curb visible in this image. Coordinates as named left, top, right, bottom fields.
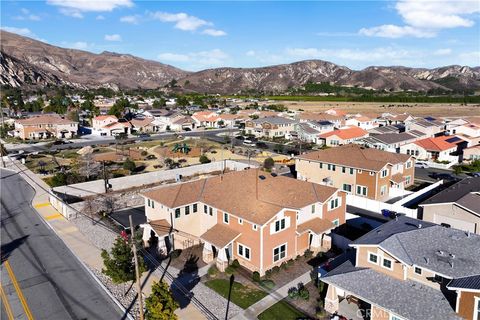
left=4, top=260, right=34, bottom=320
left=34, top=203, right=51, bottom=209
left=45, top=213, right=64, bottom=221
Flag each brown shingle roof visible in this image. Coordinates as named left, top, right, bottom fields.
left=150, top=219, right=172, bottom=236
left=142, top=169, right=339, bottom=225
left=297, top=218, right=334, bottom=235
left=17, top=114, right=77, bottom=126
left=298, top=144, right=411, bottom=171
left=200, top=224, right=241, bottom=248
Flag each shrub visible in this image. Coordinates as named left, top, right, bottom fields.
left=272, top=266, right=280, bottom=274
left=288, top=287, right=299, bottom=300
left=199, top=155, right=211, bottom=164
left=296, top=255, right=302, bottom=261
left=263, top=157, right=275, bottom=170
left=287, top=259, right=294, bottom=267
left=231, top=259, right=240, bottom=269
left=280, top=262, right=288, bottom=270
left=304, top=249, right=313, bottom=259
left=208, top=266, right=218, bottom=278
left=225, top=266, right=236, bottom=274
left=265, top=269, right=272, bottom=278
left=252, top=271, right=261, bottom=283
left=141, top=150, right=148, bottom=156
left=318, top=280, right=325, bottom=294
left=260, top=279, right=276, bottom=290
left=123, top=158, right=136, bottom=173
left=298, top=286, right=310, bottom=300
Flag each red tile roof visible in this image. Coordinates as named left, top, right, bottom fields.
left=319, top=126, right=368, bottom=140
left=414, top=136, right=458, bottom=151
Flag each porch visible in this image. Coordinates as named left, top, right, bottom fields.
left=200, top=224, right=241, bottom=272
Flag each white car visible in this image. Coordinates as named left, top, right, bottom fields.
left=415, top=161, right=429, bottom=168
left=243, top=139, right=256, bottom=147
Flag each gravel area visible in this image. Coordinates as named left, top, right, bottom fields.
left=91, top=268, right=141, bottom=319
left=70, top=214, right=117, bottom=251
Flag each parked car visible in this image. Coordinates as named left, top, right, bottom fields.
left=471, top=172, right=480, bottom=177
left=235, top=135, right=245, bottom=141
left=243, top=139, right=256, bottom=147
left=138, top=133, right=151, bottom=140
left=255, top=142, right=268, bottom=149
left=415, top=161, right=429, bottom=168
left=430, top=172, right=458, bottom=181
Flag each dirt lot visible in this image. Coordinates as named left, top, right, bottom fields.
left=270, top=100, right=480, bottom=117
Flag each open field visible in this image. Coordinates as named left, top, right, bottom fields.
left=263, top=100, right=480, bottom=117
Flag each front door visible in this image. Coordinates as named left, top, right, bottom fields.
left=226, top=243, right=232, bottom=261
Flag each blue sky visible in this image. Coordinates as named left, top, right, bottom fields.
left=1, top=0, right=479, bottom=71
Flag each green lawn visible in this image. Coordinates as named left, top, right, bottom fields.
left=257, top=300, right=306, bottom=320
left=205, top=279, right=267, bottom=309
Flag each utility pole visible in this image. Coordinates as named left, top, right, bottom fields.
left=1, top=100, right=6, bottom=168
left=129, top=215, right=144, bottom=320
left=102, top=161, right=110, bottom=193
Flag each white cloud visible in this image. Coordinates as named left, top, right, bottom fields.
left=246, top=50, right=256, bottom=57
left=96, top=15, right=105, bottom=20
left=1, top=26, right=35, bottom=37
left=458, top=51, right=480, bottom=65
left=285, top=47, right=416, bottom=63
left=70, top=41, right=90, bottom=50
left=158, top=49, right=229, bottom=69
left=14, top=8, right=41, bottom=21
left=360, top=0, right=480, bottom=38
left=59, top=8, right=84, bottom=19
left=434, top=48, right=453, bottom=56
left=104, top=34, right=122, bottom=41
left=120, top=15, right=141, bottom=24
left=201, top=28, right=227, bottom=36
left=359, top=25, right=435, bottom=38
left=47, top=0, right=133, bottom=12
left=150, top=11, right=211, bottom=31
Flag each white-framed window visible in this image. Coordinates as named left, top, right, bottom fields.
left=311, top=204, right=315, bottom=213
left=273, top=243, right=287, bottom=262
left=237, top=243, right=251, bottom=260
left=209, top=207, right=213, bottom=216
left=274, top=218, right=286, bottom=232
left=406, top=160, right=412, bottom=169
left=175, top=208, right=181, bottom=218
left=329, top=197, right=341, bottom=210
left=319, top=163, right=323, bottom=169
left=252, top=224, right=258, bottom=231
left=381, top=169, right=388, bottom=178
left=327, top=164, right=336, bottom=171
left=414, top=267, right=422, bottom=275
left=342, top=184, right=352, bottom=193
left=382, top=257, right=393, bottom=270
left=185, top=206, right=190, bottom=215
left=224, top=212, right=229, bottom=224
left=332, top=219, right=339, bottom=227
left=368, top=252, right=378, bottom=265
left=405, top=176, right=411, bottom=185
left=474, top=296, right=480, bottom=320
left=380, top=185, right=387, bottom=196
left=356, top=185, right=368, bottom=196
left=147, top=199, right=151, bottom=207
left=204, top=205, right=208, bottom=214
left=350, top=168, right=354, bottom=175
left=238, top=218, right=243, bottom=225
left=342, top=166, right=346, bottom=173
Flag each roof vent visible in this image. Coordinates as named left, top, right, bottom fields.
left=467, top=231, right=471, bottom=238
left=259, top=175, right=266, bottom=180
left=271, top=173, right=278, bottom=177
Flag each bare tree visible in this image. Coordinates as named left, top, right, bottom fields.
left=83, top=198, right=97, bottom=224
left=78, top=153, right=101, bottom=180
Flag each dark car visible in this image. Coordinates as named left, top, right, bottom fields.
left=255, top=142, right=268, bottom=149
left=138, top=133, right=151, bottom=140
left=235, top=135, right=245, bottom=141
left=430, top=172, right=458, bottom=181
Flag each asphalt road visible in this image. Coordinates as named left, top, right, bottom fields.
left=414, top=166, right=468, bottom=182
left=0, top=169, right=125, bottom=320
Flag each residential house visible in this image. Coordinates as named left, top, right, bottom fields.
left=368, top=125, right=403, bottom=135
left=345, top=115, right=378, bottom=130
left=445, top=118, right=470, bottom=134
left=419, top=177, right=480, bottom=234
left=357, top=132, right=420, bottom=153
left=92, top=115, right=118, bottom=136
left=451, top=123, right=480, bottom=147
left=298, top=113, right=344, bottom=128
left=295, top=123, right=321, bottom=143
left=406, top=118, right=445, bottom=137
left=141, top=169, right=346, bottom=275
left=324, top=109, right=347, bottom=117
left=130, top=117, right=159, bottom=133
left=321, top=216, right=479, bottom=320
left=400, top=136, right=464, bottom=163
left=170, top=116, right=194, bottom=131
left=218, top=114, right=249, bottom=128
left=13, top=114, right=78, bottom=140
left=296, top=144, right=415, bottom=201
left=463, top=145, right=480, bottom=163
left=245, top=116, right=298, bottom=139
left=192, top=111, right=221, bottom=128
left=378, top=113, right=414, bottom=126
left=318, top=126, right=368, bottom=147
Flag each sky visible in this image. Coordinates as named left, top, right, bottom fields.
left=1, top=0, right=479, bottom=71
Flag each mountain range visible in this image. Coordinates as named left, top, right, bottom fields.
left=1, top=30, right=479, bottom=94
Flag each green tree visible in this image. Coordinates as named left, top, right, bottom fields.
left=263, top=157, right=275, bottom=170
left=101, top=236, right=146, bottom=285
left=123, top=158, right=136, bottom=173
left=153, top=98, right=166, bottom=108
left=199, top=155, right=211, bottom=164
left=109, top=97, right=131, bottom=117
left=176, top=96, right=189, bottom=107
left=145, top=281, right=179, bottom=320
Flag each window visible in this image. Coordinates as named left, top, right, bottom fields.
left=224, top=212, right=229, bottom=224
left=368, top=252, right=378, bottom=264
left=237, top=243, right=251, bottom=260
left=414, top=267, right=422, bottom=275
left=342, top=184, right=352, bottom=193
left=204, top=205, right=207, bottom=214
left=185, top=206, right=190, bottom=215
left=356, top=185, right=368, bottom=196
left=175, top=208, right=181, bottom=218
left=193, top=204, right=198, bottom=213
left=474, top=297, right=480, bottom=320
left=252, top=224, right=258, bottom=231
left=381, top=169, right=388, bottom=178
left=275, top=218, right=286, bottom=232
left=147, top=199, right=151, bottom=207
left=319, top=163, right=323, bottom=169
left=327, top=164, right=336, bottom=171
left=350, top=168, right=354, bottom=175
left=209, top=207, right=213, bottom=216
left=342, top=166, right=346, bottom=173
left=405, top=176, right=411, bottom=185
left=311, top=204, right=315, bottom=213
left=390, top=315, right=404, bottom=320
left=406, top=161, right=412, bottom=169
left=238, top=218, right=243, bottom=225
left=273, top=244, right=287, bottom=262
left=332, top=219, right=339, bottom=227
left=151, top=201, right=155, bottom=208
left=329, top=197, right=340, bottom=210
left=380, top=185, right=387, bottom=196
left=382, top=257, right=393, bottom=270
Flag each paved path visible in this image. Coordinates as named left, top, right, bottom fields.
left=233, top=270, right=313, bottom=319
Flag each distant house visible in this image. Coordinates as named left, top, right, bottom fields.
left=318, top=126, right=368, bottom=147
left=130, top=117, right=158, bottom=133
left=463, top=144, right=480, bottom=162
left=170, top=116, right=194, bottom=132
left=13, top=114, right=78, bottom=140
left=141, top=169, right=346, bottom=275
left=368, top=124, right=403, bottom=135
left=320, top=216, right=479, bottom=320
left=324, top=108, right=347, bottom=117
left=420, top=177, right=480, bottom=234
left=357, top=132, right=421, bottom=153
left=296, top=144, right=415, bottom=201
left=245, top=116, right=297, bottom=139
left=92, top=115, right=118, bottom=136
left=406, top=118, right=445, bottom=137
left=295, top=123, right=321, bottom=143
left=192, top=111, right=221, bottom=128
left=218, top=114, right=249, bottom=128
left=400, top=135, right=464, bottom=162
left=345, top=115, right=378, bottom=130
left=298, top=113, right=344, bottom=128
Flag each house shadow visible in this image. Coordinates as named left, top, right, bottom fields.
left=170, top=254, right=200, bottom=309
left=1, top=235, right=29, bottom=263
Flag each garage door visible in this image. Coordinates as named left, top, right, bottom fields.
left=434, top=214, right=476, bottom=233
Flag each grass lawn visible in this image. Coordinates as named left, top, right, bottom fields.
left=205, top=279, right=267, bottom=309
left=257, top=300, right=306, bottom=320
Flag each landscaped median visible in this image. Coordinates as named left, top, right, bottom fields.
left=205, top=278, right=268, bottom=309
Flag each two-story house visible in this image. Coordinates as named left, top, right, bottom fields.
left=320, top=216, right=480, bottom=320
left=406, top=118, right=445, bottom=137
left=141, top=169, right=346, bottom=275
left=296, top=144, right=415, bottom=201
left=318, top=126, right=368, bottom=147
left=245, top=116, right=298, bottom=139
left=13, top=114, right=78, bottom=140
left=345, top=115, right=378, bottom=130
left=356, top=132, right=421, bottom=153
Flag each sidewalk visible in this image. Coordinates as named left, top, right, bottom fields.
left=3, top=159, right=207, bottom=320
left=233, top=270, right=312, bottom=320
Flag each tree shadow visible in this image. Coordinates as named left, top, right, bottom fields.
left=170, top=254, right=200, bottom=309
left=1, top=235, right=29, bottom=263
